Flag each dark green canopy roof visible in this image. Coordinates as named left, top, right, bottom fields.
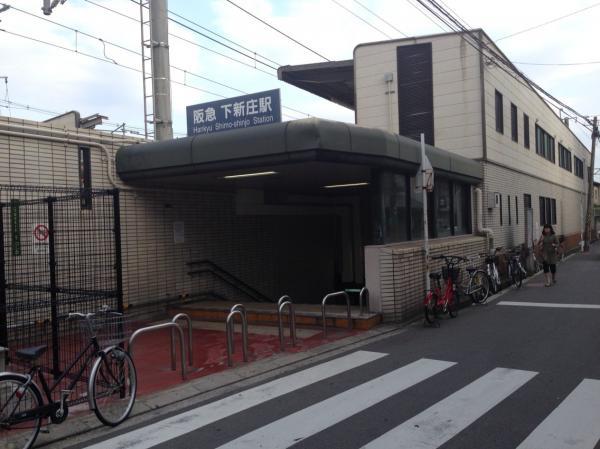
left=116, top=118, right=481, bottom=190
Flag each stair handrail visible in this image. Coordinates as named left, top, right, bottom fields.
left=187, top=259, right=273, bottom=303
left=359, top=287, right=369, bottom=315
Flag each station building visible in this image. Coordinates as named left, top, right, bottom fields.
left=0, top=29, right=592, bottom=325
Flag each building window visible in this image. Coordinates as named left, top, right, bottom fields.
left=515, top=196, right=519, bottom=224
left=539, top=196, right=557, bottom=225
left=558, top=144, right=572, bottom=172
left=535, top=124, right=555, bottom=163
left=453, top=183, right=471, bottom=236
left=397, top=43, right=434, bottom=145
left=523, top=114, right=530, bottom=149
left=381, top=172, right=409, bottom=243
left=495, top=90, right=504, bottom=134
left=524, top=193, right=531, bottom=210
left=435, top=178, right=452, bottom=238
left=78, top=146, right=92, bottom=209
left=511, top=103, right=518, bottom=142
left=574, top=156, right=584, bottom=178
left=499, top=194, right=503, bottom=226
left=508, top=195, right=512, bottom=225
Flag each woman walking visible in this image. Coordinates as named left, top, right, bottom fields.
left=538, top=224, right=560, bottom=287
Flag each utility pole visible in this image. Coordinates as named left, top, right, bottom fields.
left=149, top=0, right=173, bottom=141
left=584, top=116, right=598, bottom=251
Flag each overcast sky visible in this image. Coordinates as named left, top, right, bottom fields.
left=0, top=0, right=598, bottom=156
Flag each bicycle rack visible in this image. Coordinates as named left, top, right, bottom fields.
left=128, top=322, right=187, bottom=380
left=277, top=295, right=296, bottom=351
left=359, top=287, right=369, bottom=315
left=170, top=313, right=194, bottom=367
left=226, top=304, right=248, bottom=367
left=321, top=291, right=352, bottom=336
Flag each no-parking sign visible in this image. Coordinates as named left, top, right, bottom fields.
left=32, top=223, right=49, bottom=254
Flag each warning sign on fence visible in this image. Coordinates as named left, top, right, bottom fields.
left=32, top=223, right=49, bottom=254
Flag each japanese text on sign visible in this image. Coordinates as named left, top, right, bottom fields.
left=186, top=89, right=281, bottom=136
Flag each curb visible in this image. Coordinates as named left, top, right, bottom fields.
left=37, top=322, right=409, bottom=448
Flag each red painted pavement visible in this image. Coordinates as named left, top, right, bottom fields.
left=132, top=326, right=361, bottom=396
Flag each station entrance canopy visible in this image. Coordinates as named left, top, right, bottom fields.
left=115, top=118, right=482, bottom=190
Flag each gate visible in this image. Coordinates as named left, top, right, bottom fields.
left=0, top=185, right=122, bottom=402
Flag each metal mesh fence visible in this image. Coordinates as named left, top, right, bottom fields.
left=0, top=185, right=122, bottom=403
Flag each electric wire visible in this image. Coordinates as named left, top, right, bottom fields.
left=1, top=5, right=309, bottom=118
left=330, top=0, right=393, bottom=39
left=416, top=0, right=595, bottom=132
left=352, top=0, right=408, bottom=37
left=496, top=1, right=600, bottom=41
left=223, top=0, right=331, bottom=61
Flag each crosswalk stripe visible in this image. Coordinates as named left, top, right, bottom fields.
left=516, top=379, right=600, bottom=449
left=363, top=367, right=538, bottom=449
left=216, top=358, right=456, bottom=449
left=85, top=350, right=387, bottom=449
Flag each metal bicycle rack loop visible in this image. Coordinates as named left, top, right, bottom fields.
left=170, top=313, right=194, bottom=367
left=359, top=287, right=369, bottom=315
left=128, top=322, right=187, bottom=380
left=277, top=295, right=296, bottom=351
left=321, top=291, right=352, bottom=336
left=226, top=304, right=248, bottom=367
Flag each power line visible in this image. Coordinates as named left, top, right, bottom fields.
left=224, top=0, right=331, bottom=61
left=416, top=0, right=594, bottom=132
left=1, top=5, right=309, bottom=118
left=405, top=0, right=445, bottom=31
left=514, top=60, right=600, bottom=66
left=86, top=0, right=278, bottom=77
left=330, top=0, right=393, bottom=39
left=352, top=0, right=408, bottom=37
left=496, top=1, right=600, bottom=41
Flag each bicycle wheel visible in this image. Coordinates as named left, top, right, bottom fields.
left=448, top=292, right=459, bottom=318
left=514, top=266, right=523, bottom=288
left=424, top=293, right=438, bottom=324
left=89, top=347, right=137, bottom=427
left=0, top=374, right=43, bottom=449
left=469, top=270, right=490, bottom=304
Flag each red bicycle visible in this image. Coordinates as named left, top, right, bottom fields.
left=424, top=255, right=466, bottom=325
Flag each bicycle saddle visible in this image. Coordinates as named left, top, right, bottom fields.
left=15, top=345, right=48, bottom=361
left=429, top=272, right=442, bottom=280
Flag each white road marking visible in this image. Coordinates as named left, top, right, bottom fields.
left=85, top=350, right=387, bottom=449
left=217, top=358, right=456, bottom=449
left=517, top=379, right=600, bottom=449
left=362, top=367, right=538, bottom=449
left=498, top=301, right=600, bottom=309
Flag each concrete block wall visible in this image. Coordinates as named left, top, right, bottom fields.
left=366, top=235, right=487, bottom=322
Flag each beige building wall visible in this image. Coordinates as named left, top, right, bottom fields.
left=354, top=33, right=483, bottom=160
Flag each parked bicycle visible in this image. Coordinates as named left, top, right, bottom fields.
left=484, top=248, right=502, bottom=294
left=507, top=247, right=527, bottom=289
left=424, top=255, right=465, bottom=325
left=462, top=255, right=490, bottom=304
left=0, top=310, right=137, bottom=449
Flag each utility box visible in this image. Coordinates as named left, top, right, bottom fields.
left=487, top=192, right=500, bottom=209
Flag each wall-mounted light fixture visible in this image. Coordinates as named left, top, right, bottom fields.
left=323, top=182, right=369, bottom=189
left=224, top=171, right=278, bottom=179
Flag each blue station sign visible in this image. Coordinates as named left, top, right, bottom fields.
left=186, top=89, right=282, bottom=136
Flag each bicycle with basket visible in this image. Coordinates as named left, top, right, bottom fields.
left=0, top=308, right=137, bottom=449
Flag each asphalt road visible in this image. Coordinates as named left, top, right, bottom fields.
left=68, top=246, right=600, bottom=449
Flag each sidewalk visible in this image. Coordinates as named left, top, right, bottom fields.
left=36, top=319, right=406, bottom=448
left=493, top=242, right=600, bottom=306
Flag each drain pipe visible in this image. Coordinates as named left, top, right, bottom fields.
left=0, top=129, right=118, bottom=188
left=474, top=187, right=494, bottom=252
